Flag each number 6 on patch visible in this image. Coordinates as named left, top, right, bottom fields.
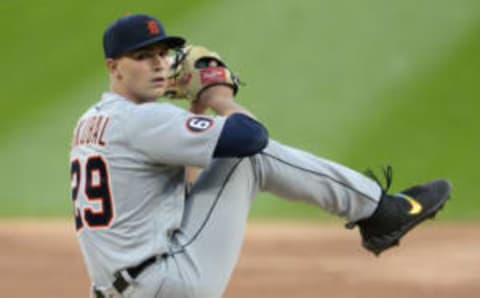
left=186, top=116, right=214, bottom=133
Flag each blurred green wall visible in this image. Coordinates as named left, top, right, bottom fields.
left=0, top=0, right=479, bottom=219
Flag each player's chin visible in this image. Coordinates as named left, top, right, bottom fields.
left=149, top=86, right=166, bottom=99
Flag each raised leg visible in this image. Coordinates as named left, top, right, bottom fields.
left=155, top=140, right=382, bottom=297
left=254, top=140, right=382, bottom=222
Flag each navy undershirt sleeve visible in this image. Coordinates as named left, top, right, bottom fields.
left=213, top=113, right=269, bottom=158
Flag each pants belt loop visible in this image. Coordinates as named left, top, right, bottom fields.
left=120, top=269, right=135, bottom=283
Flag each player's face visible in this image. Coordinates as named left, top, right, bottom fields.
left=108, top=44, right=171, bottom=103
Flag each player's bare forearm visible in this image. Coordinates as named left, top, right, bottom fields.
left=199, top=86, right=256, bottom=119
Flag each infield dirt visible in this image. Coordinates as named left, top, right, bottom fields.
left=1, top=221, right=478, bottom=298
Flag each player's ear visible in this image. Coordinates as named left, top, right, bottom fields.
left=106, top=58, right=122, bottom=80
left=106, top=58, right=116, bottom=73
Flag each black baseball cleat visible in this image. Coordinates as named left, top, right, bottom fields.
left=346, top=166, right=451, bottom=256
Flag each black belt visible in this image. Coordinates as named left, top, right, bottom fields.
left=94, top=255, right=158, bottom=298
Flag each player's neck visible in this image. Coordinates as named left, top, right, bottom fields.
left=109, top=82, right=150, bottom=104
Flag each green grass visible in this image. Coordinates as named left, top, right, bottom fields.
left=1, top=0, right=479, bottom=220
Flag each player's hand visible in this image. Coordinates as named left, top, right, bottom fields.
left=164, top=45, right=241, bottom=102
left=198, top=85, right=234, bottom=106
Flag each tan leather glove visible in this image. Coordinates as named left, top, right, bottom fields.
left=165, top=45, right=241, bottom=101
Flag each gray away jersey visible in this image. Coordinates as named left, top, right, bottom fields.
left=69, top=92, right=226, bottom=286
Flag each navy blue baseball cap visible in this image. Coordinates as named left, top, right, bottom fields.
left=103, top=14, right=186, bottom=59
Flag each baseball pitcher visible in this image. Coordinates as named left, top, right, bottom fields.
left=69, top=14, right=451, bottom=298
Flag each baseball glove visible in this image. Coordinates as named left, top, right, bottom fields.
left=165, top=45, right=241, bottom=101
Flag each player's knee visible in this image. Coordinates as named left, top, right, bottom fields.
left=213, top=113, right=269, bottom=158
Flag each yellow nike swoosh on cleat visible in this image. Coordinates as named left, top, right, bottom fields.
left=396, top=193, right=423, bottom=215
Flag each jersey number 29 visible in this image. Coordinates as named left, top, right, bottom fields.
left=70, top=156, right=114, bottom=231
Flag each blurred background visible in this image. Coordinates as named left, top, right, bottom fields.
left=0, top=0, right=478, bottom=220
